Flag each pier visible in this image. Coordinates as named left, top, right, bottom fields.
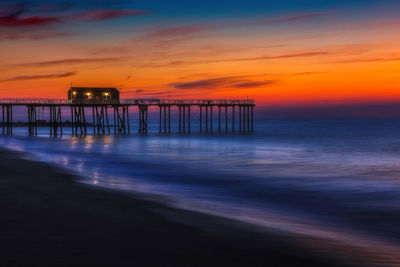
left=0, top=99, right=255, bottom=136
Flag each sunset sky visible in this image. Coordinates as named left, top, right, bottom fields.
left=1, top=0, right=400, bottom=110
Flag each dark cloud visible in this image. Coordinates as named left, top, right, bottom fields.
left=134, top=89, right=172, bottom=96
left=170, top=76, right=276, bottom=90
left=0, top=14, right=60, bottom=27
left=74, top=9, right=151, bottom=21
left=0, top=71, right=76, bottom=82
left=233, top=81, right=276, bottom=88
left=0, top=2, right=152, bottom=29
left=15, top=57, right=121, bottom=67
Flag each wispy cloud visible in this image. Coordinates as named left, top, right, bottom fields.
left=233, top=81, right=276, bottom=88
left=73, top=9, right=152, bottom=21
left=134, top=89, right=172, bottom=96
left=147, top=50, right=331, bottom=68
left=15, top=57, right=121, bottom=67
left=0, top=71, right=76, bottom=82
left=170, top=76, right=276, bottom=90
left=0, top=14, right=60, bottom=27
left=146, top=12, right=327, bottom=38
left=0, top=30, right=73, bottom=40
left=0, top=2, right=152, bottom=29
left=147, top=25, right=212, bottom=38
left=235, top=51, right=330, bottom=62
left=330, top=56, right=400, bottom=64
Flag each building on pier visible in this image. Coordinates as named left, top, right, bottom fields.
left=68, top=87, right=119, bottom=104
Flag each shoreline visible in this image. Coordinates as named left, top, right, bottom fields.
left=0, top=147, right=352, bottom=266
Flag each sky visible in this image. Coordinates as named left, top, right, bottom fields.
left=1, top=0, right=400, bottom=114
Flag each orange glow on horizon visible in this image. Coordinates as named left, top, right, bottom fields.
left=1, top=9, right=399, bottom=109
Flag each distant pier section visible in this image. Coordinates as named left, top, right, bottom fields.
left=0, top=87, right=255, bottom=135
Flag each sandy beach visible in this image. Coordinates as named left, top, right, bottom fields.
left=0, top=148, right=352, bottom=266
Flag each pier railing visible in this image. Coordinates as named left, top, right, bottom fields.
left=0, top=98, right=68, bottom=104
left=0, top=98, right=254, bottom=105
left=120, top=99, right=255, bottom=105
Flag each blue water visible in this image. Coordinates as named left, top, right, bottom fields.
left=2, top=118, right=400, bottom=262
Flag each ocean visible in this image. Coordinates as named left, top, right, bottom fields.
left=2, top=118, right=400, bottom=262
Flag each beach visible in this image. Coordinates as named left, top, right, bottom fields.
left=0, top=147, right=349, bottom=266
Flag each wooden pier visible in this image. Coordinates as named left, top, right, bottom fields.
left=0, top=99, right=255, bottom=136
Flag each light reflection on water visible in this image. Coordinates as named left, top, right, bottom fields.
left=2, top=119, right=400, bottom=265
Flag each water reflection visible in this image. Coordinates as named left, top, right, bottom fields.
left=3, top=119, right=400, bottom=265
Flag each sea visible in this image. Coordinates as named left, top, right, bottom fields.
left=2, top=117, right=400, bottom=264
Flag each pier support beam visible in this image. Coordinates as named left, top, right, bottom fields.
left=183, top=105, right=186, bottom=133
left=138, top=105, right=148, bottom=134
left=218, top=106, right=221, bottom=133
left=1, top=105, right=13, bottom=135
left=206, top=106, right=208, bottom=133
left=200, top=106, right=203, bottom=133
left=93, top=106, right=110, bottom=135
left=247, top=105, right=250, bottom=132
left=210, top=106, right=213, bottom=133
left=72, top=106, right=87, bottom=135
left=188, top=106, right=191, bottom=133
left=114, top=106, right=128, bottom=134
left=168, top=105, right=171, bottom=133
left=159, top=105, right=168, bottom=134
left=49, top=106, right=63, bottom=136
left=225, top=106, right=228, bottom=133
left=232, top=106, right=235, bottom=133
left=179, top=105, right=182, bottom=133
left=251, top=105, right=254, bottom=132
left=239, top=105, right=242, bottom=132
left=27, top=106, right=38, bottom=136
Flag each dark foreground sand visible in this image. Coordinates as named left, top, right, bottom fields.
left=0, top=148, right=352, bottom=266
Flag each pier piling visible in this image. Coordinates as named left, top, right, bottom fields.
left=0, top=99, right=254, bottom=136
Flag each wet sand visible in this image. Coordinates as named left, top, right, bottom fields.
left=0, top=148, right=352, bottom=266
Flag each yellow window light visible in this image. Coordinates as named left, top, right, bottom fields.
left=72, top=91, right=77, bottom=95
left=86, top=92, right=91, bottom=96
left=104, top=92, right=110, bottom=96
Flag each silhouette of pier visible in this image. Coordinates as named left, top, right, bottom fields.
left=0, top=99, right=255, bottom=136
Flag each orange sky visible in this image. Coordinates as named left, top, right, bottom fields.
left=1, top=1, right=399, bottom=108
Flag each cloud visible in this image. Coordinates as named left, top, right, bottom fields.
left=147, top=25, right=212, bottom=38
left=0, top=71, right=76, bottom=82
left=330, top=56, right=400, bottom=64
left=0, top=30, right=73, bottom=40
left=149, top=50, right=331, bottom=68
left=170, top=76, right=276, bottom=90
left=0, top=2, right=152, bottom=29
left=0, top=14, right=60, bottom=27
left=74, top=9, right=152, bottom=21
left=134, top=89, right=172, bottom=96
left=293, top=72, right=326, bottom=75
left=233, top=81, right=276, bottom=88
left=15, top=57, right=121, bottom=67
left=146, top=12, right=327, bottom=38
left=236, top=51, right=330, bottom=62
